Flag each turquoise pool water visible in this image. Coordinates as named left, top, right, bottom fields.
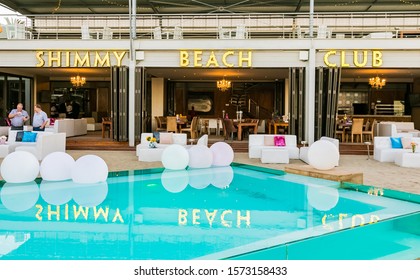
left=0, top=164, right=419, bottom=260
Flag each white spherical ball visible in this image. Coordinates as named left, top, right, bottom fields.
left=210, top=142, right=234, bottom=167
left=307, top=140, right=339, bottom=170
left=161, top=144, right=189, bottom=170
left=161, top=169, right=189, bottom=193
left=0, top=181, right=39, bottom=212
left=40, top=180, right=73, bottom=205
left=40, top=152, right=75, bottom=181
left=71, top=155, right=108, bottom=184
left=72, top=182, right=108, bottom=207
left=211, top=166, right=234, bottom=189
left=188, top=168, right=213, bottom=189
left=188, top=145, right=213, bottom=169
left=307, top=184, right=339, bottom=211
left=1, top=151, right=40, bottom=183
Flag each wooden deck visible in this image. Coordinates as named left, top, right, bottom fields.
left=66, top=132, right=371, bottom=155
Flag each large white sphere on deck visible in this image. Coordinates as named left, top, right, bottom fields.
left=307, top=140, right=339, bottom=170
left=71, top=155, right=108, bottom=184
left=161, top=144, right=189, bottom=170
left=0, top=151, right=39, bottom=183
left=40, top=152, right=75, bottom=181
left=210, top=142, right=234, bottom=167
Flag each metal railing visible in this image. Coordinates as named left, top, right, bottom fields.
left=1, top=12, right=420, bottom=40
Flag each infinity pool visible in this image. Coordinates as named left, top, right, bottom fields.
left=1, top=164, right=419, bottom=260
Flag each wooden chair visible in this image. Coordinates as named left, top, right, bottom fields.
left=223, top=119, right=237, bottom=141
left=181, top=116, right=199, bottom=139
left=363, top=119, right=377, bottom=142
left=154, top=116, right=166, bottom=132
left=102, top=117, right=112, bottom=138
left=351, top=118, right=364, bottom=143
left=166, top=116, right=178, bottom=133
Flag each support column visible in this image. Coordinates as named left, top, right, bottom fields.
left=306, top=48, right=316, bottom=144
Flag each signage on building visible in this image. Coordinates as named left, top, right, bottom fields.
left=323, top=50, right=383, bottom=67
left=35, top=50, right=127, bottom=67
left=179, top=50, right=252, bottom=67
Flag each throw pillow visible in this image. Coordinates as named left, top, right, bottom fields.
left=264, top=135, right=274, bottom=146
left=390, top=137, right=403, bottom=149
left=274, top=135, right=286, bottom=146
left=15, top=131, right=24, bottom=142
left=401, top=137, right=412, bottom=149
left=153, top=131, right=160, bottom=143
left=159, top=132, right=173, bottom=144
left=49, top=118, right=56, bottom=126
left=22, top=132, right=38, bottom=142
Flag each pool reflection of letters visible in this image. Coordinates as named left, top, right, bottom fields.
left=178, top=209, right=251, bottom=228
left=322, top=213, right=381, bottom=230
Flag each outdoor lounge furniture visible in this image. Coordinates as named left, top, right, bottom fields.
left=249, top=134, right=299, bottom=160
left=136, top=132, right=187, bottom=162
left=373, top=136, right=420, bottom=162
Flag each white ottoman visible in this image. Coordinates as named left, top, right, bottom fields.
left=137, top=148, right=164, bottom=162
left=261, top=148, right=289, bottom=164
left=0, top=145, right=10, bottom=158
left=395, top=152, right=420, bottom=168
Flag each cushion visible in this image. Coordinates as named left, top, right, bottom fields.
left=15, top=131, right=24, bottom=142
left=401, top=137, right=412, bottom=149
left=264, top=135, right=274, bottom=146
left=22, top=132, right=37, bottom=142
left=364, top=120, right=370, bottom=131
left=49, top=118, right=56, bottom=126
left=274, top=135, right=286, bottom=146
left=390, top=137, right=403, bottom=149
left=159, top=133, right=173, bottom=144
left=153, top=131, right=160, bottom=143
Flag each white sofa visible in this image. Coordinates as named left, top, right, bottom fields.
left=83, top=117, right=102, bottom=131
left=378, top=122, right=419, bottom=137
left=15, top=133, right=66, bottom=160
left=300, top=136, right=340, bottom=165
left=248, top=134, right=299, bottom=159
left=374, top=136, right=420, bottom=162
left=46, top=119, right=87, bottom=137
left=136, top=132, right=187, bottom=162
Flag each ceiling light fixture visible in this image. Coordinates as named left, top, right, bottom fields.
left=217, top=78, right=231, bottom=92
left=70, top=74, right=86, bottom=87
left=369, top=75, right=386, bottom=89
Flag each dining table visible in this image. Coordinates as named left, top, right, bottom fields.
left=235, top=121, right=258, bottom=141
left=268, top=122, right=289, bottom=134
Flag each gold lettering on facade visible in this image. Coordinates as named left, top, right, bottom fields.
left=35, top=50, right=127, bottom=67
left=48, top=51, right=61, bottom=67
left=179, top=50, right=252, bottom=68
left=193, top=50, right=203, bottom=67
left=324, top=50, right=383, bottom=67
left=353, top=50, right=368, bottom=67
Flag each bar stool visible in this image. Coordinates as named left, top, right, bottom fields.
left=102, top=117, right=112, bottom=138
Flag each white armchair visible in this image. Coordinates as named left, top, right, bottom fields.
left=15, top=133, right=66, bottom=160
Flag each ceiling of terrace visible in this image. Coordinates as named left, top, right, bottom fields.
left=1, top=0, right=419, bottom=15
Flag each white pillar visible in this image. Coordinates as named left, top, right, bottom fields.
left=128, top=0, right=136, bottom=146
left=306, top=48, right=316, bottom=144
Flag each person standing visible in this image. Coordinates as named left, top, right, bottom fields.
left=33, top=104, right=48, bottom=131
left=8, top=103, right=29, bottom=130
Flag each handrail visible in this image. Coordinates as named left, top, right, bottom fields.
left=1, top=12, right=420, bottom=40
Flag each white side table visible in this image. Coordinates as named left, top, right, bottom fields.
left=261, top=148, right=289, bottom=164
left=395, top=152, right=420, bottom=168
left=0, top=144, right=10, bottom=158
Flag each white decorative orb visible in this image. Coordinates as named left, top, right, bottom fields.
left=40, top=180, right=73, bottom=205
left=188, top=168, right=213, bottom=189
left=40, top=152, right=75, bottom=181
left=307, top=184, right=339, bottom=211
left=0, top=181, right=39, bottom=212
left=71, top=155, right=108, bottom=184
left=161, top=144, right=189, bottom=170
left=0, top=151, right=40, bottom=183
left=188, top=145, right=213, bottom=169
left=210, top=142, right=234, bottom=167
left=307, top=140, right=339, bottom=170
left=211, top=166, right=234, bottom=189
left=72, top=182, right=108, bottom=207
left=161, top=169, right=189, bottom=193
